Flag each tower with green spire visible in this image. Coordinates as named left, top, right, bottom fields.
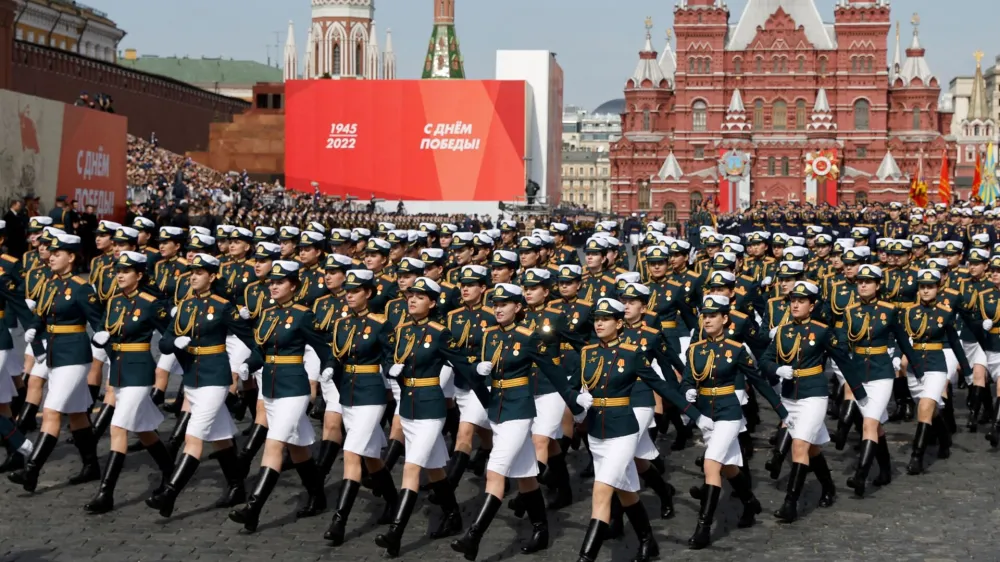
left=422, top=0, right=464, bottom=79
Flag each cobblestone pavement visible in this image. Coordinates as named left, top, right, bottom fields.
left=2, top=390, right=998, bottom=562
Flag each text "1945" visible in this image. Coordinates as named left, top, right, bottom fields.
left=326, top=123, right=358, bottom=150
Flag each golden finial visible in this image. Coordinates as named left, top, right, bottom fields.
left=895, top=21, right=900, bottom=40
left=666, top=28, right=672, bottom=41
left=911, top=12, right=920, bottom=27
left=975, top=50, right=985, bottom=67
left=644, top=16, right=653, bottom=30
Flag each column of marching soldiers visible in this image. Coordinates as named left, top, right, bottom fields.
left=1, top=200, right=999, bottom=562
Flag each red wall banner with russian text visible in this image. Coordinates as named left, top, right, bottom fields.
left=56, top=104, right=128, bottom=219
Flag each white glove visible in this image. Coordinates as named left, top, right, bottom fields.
left=174, top=336, right=191, bottom=350
left=857, top=395, right=869, bottom=408
left=762, top=276, right=773, bottom=286
left=170, top=306, right=178, bottom=318
left=776, top=365, right=794, bottom=380
left=576, top=393, right=594, bottom=410
left=92, top=331, right=110, bottom=346
left=238, top=306, right=250, bottom=320
left=783, top=417, right=795, bottom=430
left=24, top=299, right=36, bottom=312
left=24, top=329, right=35, bottom=343
left=769, top=326, right=778, bottom=339
left=320, top=367, right=333, bottom=382
left=685, top=389, right=697, bottom=403
left=984, top=319, right=994, bottom=331
left=238, top=364, right=250, bottom=381
left=573, top=410, right=587, bottom=423
left=17, top=438, right=33, bottom=457
left=696, top=416, right=715, bottom=432
left=475, top=361, right=493, bottom=377
left=966, top=374, right=975, bottom=386
left=892, top=357, right=902, bottom=372
left=388, top=364, right=404, bottom=378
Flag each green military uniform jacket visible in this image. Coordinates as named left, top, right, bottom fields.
left=160, top=291, right=257, bottom=388
left=840, top=299, right=922, bottom=383
left=581, top=339, right=700, bottom=439
left=100, top=290, right=170, bottom=387
left=555, top=244, right=580, bottom=267
left=447, top=304, right=496, bottom=392
left=392, top=317, right=471, bottom=421
left=0, top=254, right=34, bottom=351
left=295, top=263, right=327, bottom=308
left=22, top=250, right=42, bottom=272
left=312, top=290, right=350, bottom=334
left=330, top=309, right=393, bottom=406
left=241, top=279, right=275, bottom=319
left=139, top=245, right=162, bottom=276
left=369, top=271, right=398, bottom=314
left=245, top=302, right=329, bottom=399
left=899, top=301, right=972, bottom=377
left=385, top=296, right=410, bottom=330
left=152, top=256, right=189, bottom=302
left=621, top=317, right=685, bottom=408
left=760, top=319, right=861, bottom=400
left=523, top=303, right=574, bottom=396
left=547, top=296, right=593, bottom=385
left=579, top=271, right=616, bottom=303
left=221, top=258, right=255, bottom=303
left=476, top=324, right=581, bottom=423
left=32, top=272, right=103, bottom=367
left=88, top=252, right=113, bottom=285
left=680, top=336, right=788, bottom=422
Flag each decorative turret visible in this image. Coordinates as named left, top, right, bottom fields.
left=807, top=88, right=837, bottom=133
left=889, top=21, right=902, bottom=85
left=422, top=0, right=464, bottom=79
left=657, top=29, right=676, bottom=87
left=657, top=151, right=684, bottom=180
left=366, top=21, right=380, bottom=79
left=875, top=150, right=904, bottom=181
left=384, top=28, right=396, bottom=79
left=723, top=89, right=751, bottom=134
left=627, top=18, right=668, bottom=89
left=968, top=51, right=990, bottom=121
left=283, top=20, right=297, bottom=82
left=898, top=13, right=936, bottom=87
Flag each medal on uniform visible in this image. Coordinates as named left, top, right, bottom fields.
left=363, top=326, right=371, bottom=340
left=513, top=342, right=520, bottom=356
left=64, top=287, right=72, bottom=301
left=424, top=334, right=432, bottom=348
left=207, top=305, right=215, bottom=321
left=617, top=358, right=625, bottom=373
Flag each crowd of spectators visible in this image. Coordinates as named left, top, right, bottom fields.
left=73, top=91, right=115, bottom=113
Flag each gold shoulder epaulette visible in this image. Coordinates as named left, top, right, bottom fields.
left=367, top=313, right=386, bottom=323
left=810, top=319, right=828, bottom=329
left=0, top=254, right=17, bottom=264
left=483, top=306, right=495, bottom=314
left=730, top=309, right=748, bottom=319
left=211, top=294, right=229, bottom=304
left=640, top=325, right=659, bottom=335
left=740, top=275, right=755, bottom=283
left=428, top=320, right=445, bottom=331
left=725, top=338, right=743, bottom=348
left=666, top=279, right=683, bottom=287
left=515, top=326, right=534, bottom=337
left=578, top=298, right=594, bottom=306
left=177, top=258, right=189, bottom=266
left=845, top=302, right=861, bottom=311
left=293, top=304, right=310, bottom=312
left=877, top=300, right=896, bottom=309
left=545, top=305, right=562, bottom=314
left=620, top=342, right=638, bottom=352
left=945, top=288, right=961, bottom=295
left=936, top=303, right=953, bottom=313
left=138, top=292, right=157, bottom=302
left=483, top=325, right=499, bottom=333
left=71, top=275, right=87, bottom=285
left=601, top=275, right=616, bottom=283
left=441, top=282, right=455, bottom=289
left=447, top=308, right=464, bottom=316
left=768, top=295, right=785, bottom=303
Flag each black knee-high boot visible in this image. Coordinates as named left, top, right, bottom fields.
left=374, top=488, right=418, bottom=558
left=166, top=412, right=190, bottom=460
left=942, top=383, right=956, bottom=434
left=986, top=398, right=1000, bottom=447
left=163, top=386, right=184, bottom=415
left=446, top=450, right=470, bottom=489
left=607, top=494, right=624, bottom=539
left=906, top=422, right=930, bottom=475
left=764, top=427, right=791, bottom=480
left=213, top=446, right=247, bottom=508
left=810, top=453, right=837, bottom=507
left=324, top=479, right=360, bottom=545
left=624, top=500, right=658, bottom=562
left=91, top=404, right=115, bottom=440
left=383, top=439, right=404, bottom=472
left=450, top=493, right=502, bottom=560
left=88, top=384, right=101, bottom=405
left=773, top=462, right=808, bottom=522
left=236, top=423, right=268, bottom=480
left=7, top=432, right=56, bottom=492
left=576, top=519, right=609, bottom=562
left=520, top=487, right=549, bottom=553
left=687, top=484, right=721, bottom=549
left=429, top=479, right=462, bottom=539
left=370, top=466, right=398, bottom=524
left=980, top=386, right=995, bottom=424
left=727, top=469, right=761, bottom=528
left=294, top=457, right=327, bottom=518
left=968, top=385, right=985, bottom=431
left=546, top=451, right=572, bottom=509
left=669, top=407, right=692, bottom=451
left=872, top=434, right=892, bottom=486
left=834, top=400, right=858, bottom=450
left=847, top=439, right=877, bottom=497
left=639, top=464, right=675, bottom=519
left=933, top=415, right=952, bottom=459
left=68, top=427, right=101, bottom=485
left=145, top=439, right=175, bottom=495
left=84, top=451, right=125, bottom=514
left=888, top=377, right=913, bottom=422
left=228, top=467, right=280, bottom=533
left=468, top=446, right=490, bottom=476
left=316, top=439, right=341, bottom=480
left=145, top=453, right=199, bottom=517
left=15, top=401, right=39, bottom=434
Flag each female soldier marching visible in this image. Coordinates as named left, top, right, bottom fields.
left=83, top=251, right=175, bottom=513
left=759, top=281, right=859, bottom=522
left=680, top=295, right=790, bottom=550
left=227, top=260, right=332, bottom=532
left=322, top=269, right=399, bottom=546
left=450, top=283, right=584, bottom=561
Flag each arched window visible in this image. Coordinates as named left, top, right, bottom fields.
left=690, top=191, right=703, bottom=210
left=854, top=99, right=870, bottom=130
left=733, top=58, right=742, bottom=74
left=818, top=56, right=827, bottom=75
left=975, top=124, right=981, bottom=136
left=705, top=59, right=711, bottom=73
left=855, top=190, right=868, bottom=205
left=795, top=99, right=807, bottom=130
left=912, top=108, right=921, bottom=130
left=333, top=43, right=342, bottom=75
left=967, top=146, right=975, bottom=161
left=689, top=58, right=696, bottom=73
left=773, top=100, right=787, bottom=130
left=642, top=109, right=651, bottom=131
left=753, top=100, right=764, bottom=129
left=356, top=43, right=364, bottom=76
left=767, top=157, right=776, bottom=176
left=755, top=57, right=763, bottom=73
left=851, top=58, right=858, bottom=73
left=663, top=203, right=678, bottom=229
left=692, top=101, right=707, bottom=132
left=781, top=157, right=790, bottom=176
left=797, top=56, right=805, bottom=73
left=639, top=181, right=651, bottom=210
left=773, top=58, right=781, bottom=73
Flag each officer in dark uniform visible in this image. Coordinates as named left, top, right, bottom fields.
left=444, top=233, right=475, bottom=285
left=48, top=195, right=74, bottom=234
left=21, top=216, right=52, bottom=272
left=579, top=237, right=617, bottom=303
left=89, top=220, right=120, bottom=285
left=219, top=227, right=255, bottom=303
left=363, top=237, right=398, bottom=314
left=295, top=231, right=327, bottom=308
left=549, top=222, right=580, bottom=266
left=132, top=217, right=161, bottom=275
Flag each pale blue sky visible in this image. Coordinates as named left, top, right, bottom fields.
left=98, top=0, right=987, bottom=111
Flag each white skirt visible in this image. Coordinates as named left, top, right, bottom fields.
left=7, top=327, right=25, bottom=377
left=590, top=432, right=640, bottom=492
left=185, top=385, right=237, bottom=442
left=111, top=385, right=164, bottom=433
left=703, top=419, right=744, bottom=466
left=943, top=349, right=959, bottom=385
left=440, top=365, right=456, bottom=399
left=263, top=395, right=315, bottom=447
left=678, top=336, right=692, bottom=365
left=390, top=379, right=401, bottom=415
left=304, top=345, right=320, bottom=382
left=633, top=406, right=658, bottom=461
left=343, top=404, right=387, bottom=458
left=986, top=351, right=1000, bottom=383
left=454, top=386, right=489, bottom=429
left=226, top=334, right=252, bottom=374
left=827, top=357, right=846, bottom=387
left=906, top=371, right=947, bottom=409
left=319, top=376, right=343, bottom=414
left=782, top=396, right=830, bottom=445
left=44, top=363, right=92, bottom=413
left=859, top=378, right=893, bottom=424
left=530, top=392, right=565, bottom=439
left=963, top=341, right=987, bottom=368
left=487, top=419, right=537, bottom=478
left=401, top=416, right=448, bottom=469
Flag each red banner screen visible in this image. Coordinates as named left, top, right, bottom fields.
left=56, top=105, right=128, bottom=219
left=285, top=80, right=526, bottom=201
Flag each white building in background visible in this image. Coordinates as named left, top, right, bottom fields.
left=561, top=104, right=620, bottom=213
left=304, top=0, right=396, bottom=80
left=13, top=0, right=125, bottom=63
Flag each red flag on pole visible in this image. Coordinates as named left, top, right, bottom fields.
left=938, top=148, right=951, bottom=205
left=973, top=150, right=983, bottom=198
